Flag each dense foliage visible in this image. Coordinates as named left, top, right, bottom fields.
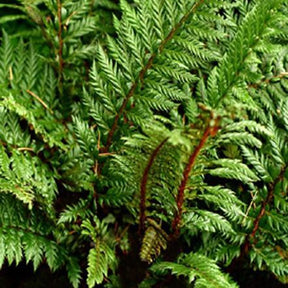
left=1, top=0, right=288, bottom=287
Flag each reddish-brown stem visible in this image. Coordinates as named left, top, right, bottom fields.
left=250, top=193, right=273, bottom=238
left=101, top=0, right=205, bottom=153
left=57, top=0, right=64, bottom=93
left=228, top=165, right=286, bottom=272
left=103, top=81, right=142, bottom=153
left=171, top=119, right=220, bottom=237
left=139, top=138, right=168, bottom=234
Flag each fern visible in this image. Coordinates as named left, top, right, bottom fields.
left=81, top=216, right=117, bottom=288
left=1, top=0, right=288, bottom=287
left=0, top=195, right=79, bottom=281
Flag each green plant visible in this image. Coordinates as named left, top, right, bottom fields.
left=1, top=0, right=288, bottom=287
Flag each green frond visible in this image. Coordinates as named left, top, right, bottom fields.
left=266, top=210, right=288, bottom=234
left=208, top=0, right=283, bottom=106
left=241, top=146, right=272, bottom=182
left=183, top=209, right=235, bottom=236
left=218, top=132, right=262, bottom=148
left=87, top=243, right=107, bottom=287
left=274, top=194, right=288, bottom=214
left=81, top=217, right=117, bottom=288
left=83, top=91, right=110, bottom=130
left=96, top=45, right=126, bottom=97
left=198, top=186, right=246, bottom=224
left=136, top=1, right=155, bottom=52
left=0, top=33, right=66, bottom=150
left=2, top=95, right=66, bottom=149
left=107, top=124, right=185, bottom=221
left=66, top=257, right=82, bottom=288
left=90, top=61, right=116, bottom=113
left=57, top=146, right=94, bottom=192
left=0, top=144, right=58, bottom=210
left=250, top=246, right=288, bottom=278
left=73, top=116, right=98, bottom=159
left=208, top=159, right=259, bottom=183
left=64, top=17, right=96, bottom=40
left=58, top=198, right=93, bottom=225
left=0, top=30, right=14, bottom=84
left=1, top=1, right=288, bottom=287
left=0, top=195, right=74, bottom=274
left=120, top=14, right=144, bottom=68
left=23, top=232, right=44, bottom=271
left=106, top=34, right=134, bottom=80
left=151, top=252, right=239, bottom=288
left=223, top=120, right=273, bottom=137
left=24, top=42, right=40, bottom=89
left=64, top=0, right=92, bottom=24
left=99, top=180, right=134, bottom=207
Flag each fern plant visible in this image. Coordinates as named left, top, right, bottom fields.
left=1, top=0, right=288, bottom=287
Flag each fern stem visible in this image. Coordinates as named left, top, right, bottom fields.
left=159, top=0, right=205, bottom=52
left=248, top=165, right=285, bottom=243
left=172, top=118, right=220, bottom=237
left=102, top=0, right=205, bottom=153
left=139, top=138, right=168, bottom=234
left=104, top=81, right=138, bottom=152
left=57, top=0, right=64, bottom=95
left=228, top=165, right=287, bottom=271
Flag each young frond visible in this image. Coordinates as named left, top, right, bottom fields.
left=140, top=219, right=168, bottom=263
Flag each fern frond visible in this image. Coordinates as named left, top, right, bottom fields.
left=151, top=252, right=238, bottom=288
left=66, top=257, right=82, bottom=288
left=81, top=217, right=117, bottom=288
left=58, top=198, right=92, bottom=225
left=183, top=209, right=235, bottom=236
left=208, top=0, right=283, bottom=106
left=0, top=195, right=75, bottom=276
left=208, top=159, right=259, bottom=183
